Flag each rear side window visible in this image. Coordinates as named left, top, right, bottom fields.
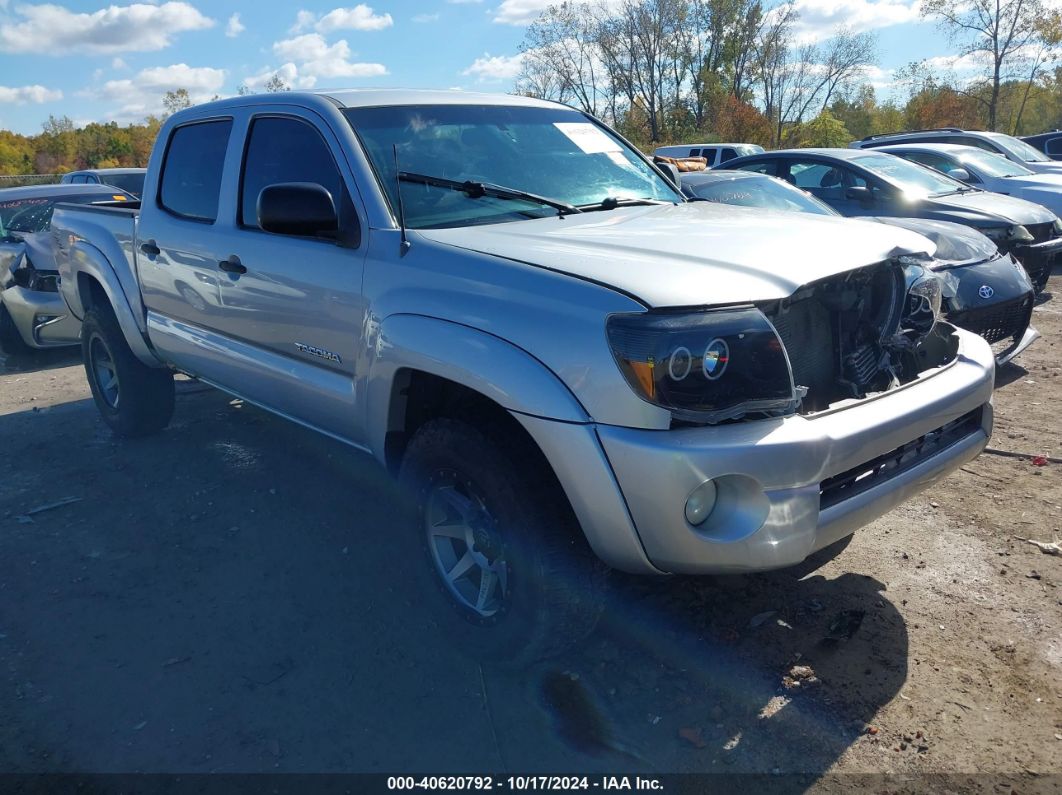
left=159, top=119, right=232, bottom=222
left=734, top=160, right=775, bottom=176
left=720, top=148, right=738, bottom=162
left=239, top=116, right=346, bottom=230
left=1046, top=138, right=1062, bottom=156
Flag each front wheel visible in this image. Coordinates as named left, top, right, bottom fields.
left=82, top=304, right=175, bottom=437
left=399, top=418, right=606, bottom=666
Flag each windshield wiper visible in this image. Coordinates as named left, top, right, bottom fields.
left=579, top=196, right=673, bottom=212
left=397, top=171, right=582, bottom=216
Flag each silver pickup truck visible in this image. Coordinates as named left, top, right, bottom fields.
left=52, top=90, right=995, bottom=662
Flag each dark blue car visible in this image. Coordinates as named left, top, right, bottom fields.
left=723, top=148, right=1062, bottom=292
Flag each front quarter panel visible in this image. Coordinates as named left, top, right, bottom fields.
left=361, top=229, right=671, bottom=431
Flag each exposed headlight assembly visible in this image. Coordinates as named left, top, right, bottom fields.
left=981, top=224, right=1034, bottom=244
left=900, top=264, right=943, bottom=338
left=606, top=307, right=801, bottom=424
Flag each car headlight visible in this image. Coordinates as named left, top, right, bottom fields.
left=606, top=307, right=801, bottom=423
left=981, top=224, right=1034, bottom=243
left=1053, top=218, right=1062, bottom=235
left=900, top=264, right=943, bottom=338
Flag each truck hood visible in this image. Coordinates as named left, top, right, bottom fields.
left=416, top=202, right=935, bottom=307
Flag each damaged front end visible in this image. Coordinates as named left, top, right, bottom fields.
left=762, top=257, right=958, bottom=415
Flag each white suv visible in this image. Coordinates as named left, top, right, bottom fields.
left=851, top=128, right=1062, bottom=175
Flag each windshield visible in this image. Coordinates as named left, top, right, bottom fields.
left=957, top=148, right=1033, bottom=178
left=854, top=153, right=968, bottom=197
left=101, top=173, right=145, bottom=196
left=0, top=193, right=128, bottom=236
left=343, top=104, right=680, bottom=229
left=986, top=132, right=1050, bottom=163
left=683, top=174, right=835, bottom=215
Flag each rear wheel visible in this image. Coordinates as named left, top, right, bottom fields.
left=82, top=304, right=174, bottom=437
left=399, top=418, right=606, bottom=666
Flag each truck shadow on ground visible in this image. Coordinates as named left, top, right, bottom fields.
left=0, top=346, right=80, bottom=375
left=0, top=387, right=907, bottom=780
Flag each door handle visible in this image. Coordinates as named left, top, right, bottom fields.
left=218, top=256, right=247, bottom=275
left=140, top=240, right=160, bottom=257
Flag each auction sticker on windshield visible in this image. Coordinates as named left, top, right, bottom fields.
left=554, top=122, right=623, bottom=154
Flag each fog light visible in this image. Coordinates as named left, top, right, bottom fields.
left=685, top=479, right=718, bottom=526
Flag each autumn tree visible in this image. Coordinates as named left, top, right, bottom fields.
left=921, top=0, right=1052, bottom=129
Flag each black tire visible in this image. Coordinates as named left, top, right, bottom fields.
left=398, top=417, right=606, bottom=666
left=82, top=303, right=175, bottom=437
left=0, top=302, right=32, bottom=356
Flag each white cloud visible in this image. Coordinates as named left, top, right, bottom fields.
left=273, top=33, right=388, bottom=78
left=492, top=0, right=551, bottom=24
left=0, top=84, right=62, bottom=104
left=0, top=2, right=214, bottom=55
left=413, top=12, right=440, bottom=22
left=95, top=63, right=226, bottom=119
left=243, top=63, right=317, bottom=91
left=291, top=5, right=393, bottom=33
left=787, top=0, right=920, bottom=43
left=111, top=57, right=128, bottom=70
left=462, top=52, right=524, bottom=81
left=225, top=13, right=245, bottom=37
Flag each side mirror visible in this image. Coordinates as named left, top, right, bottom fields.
left=657, top=162, right=681, bottom=188
left=946, top=167, right=972, bottom=182
left=258, top=182, right=338, bottom=237
left=846, top=185, right=873, bottom=202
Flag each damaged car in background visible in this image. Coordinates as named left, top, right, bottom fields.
left=723, top=147, right=1062, bottom=294
left=0, top=184, right=135, bottom=356
left=681, top=170, right=1039, bottom=365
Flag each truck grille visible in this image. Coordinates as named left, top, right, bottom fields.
left=950, top=295, right=1032, bottom=357
left=819, top=407, right=983, bottom=511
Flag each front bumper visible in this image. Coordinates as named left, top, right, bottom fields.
left=539, top=327, right=994, bottom=575
left=1012, top=236, right=1062, bottom=292
left=1, top=285, right=81, bottom=348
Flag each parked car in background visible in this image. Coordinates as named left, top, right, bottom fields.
left=725, top=148, right=1062, bottom=292
left=653, top=143, right=764, bottom=167
left=60, top=168, right=146, bottom=198
left=851, top=128, right=1062, bottom=175
left=681, top=169, right=1039, bottom=364
left=50, top=89, right=995, bottom=662
left=874, top=143, right=1062, bottom=218
left=0, top=183, right=135, bottom=355
left=1021, top=130, right=1062, bottom=160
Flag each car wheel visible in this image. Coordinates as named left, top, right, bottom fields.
left=82, top=304, right=175, bottom=437
left=0, top=302, right=32, bottom=356
left=399, top=418, right=606, bottom=666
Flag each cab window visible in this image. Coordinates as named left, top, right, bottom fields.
left=239, top=116, right=347, bottom=233
left=159, top=119, right=233, bottom=222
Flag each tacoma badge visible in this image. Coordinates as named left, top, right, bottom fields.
left=294, top=342, right=341, bottom=363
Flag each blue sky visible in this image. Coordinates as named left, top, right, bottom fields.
left=0, top=0, right=960, bottom=135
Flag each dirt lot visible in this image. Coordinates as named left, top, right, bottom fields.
left=0, top=270, right=1059, bottom=791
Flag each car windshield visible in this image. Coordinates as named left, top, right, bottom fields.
left=986, top=132, right=1050, bottom=163
left=0, top=192, right=127, bottom=236
left=343, top=104, right=680, bottom=229
left=854, top=153, right=968, bottom=197
left=683, top=174, right=835, bottom=215
left=101, top=173, right=145, bottom=196
left=957, top=148, right=1033, bottom=178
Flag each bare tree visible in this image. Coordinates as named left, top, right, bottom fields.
left=519, top=2, right=605, bottom=115
left=921, top=0, right=1046, bottom=129
left=162, top=89, right=192, bottom=116
left=264, top=73, right=290, bottom=93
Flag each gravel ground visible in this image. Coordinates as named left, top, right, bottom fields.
left=0, top=270, right=1059, bottom=792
